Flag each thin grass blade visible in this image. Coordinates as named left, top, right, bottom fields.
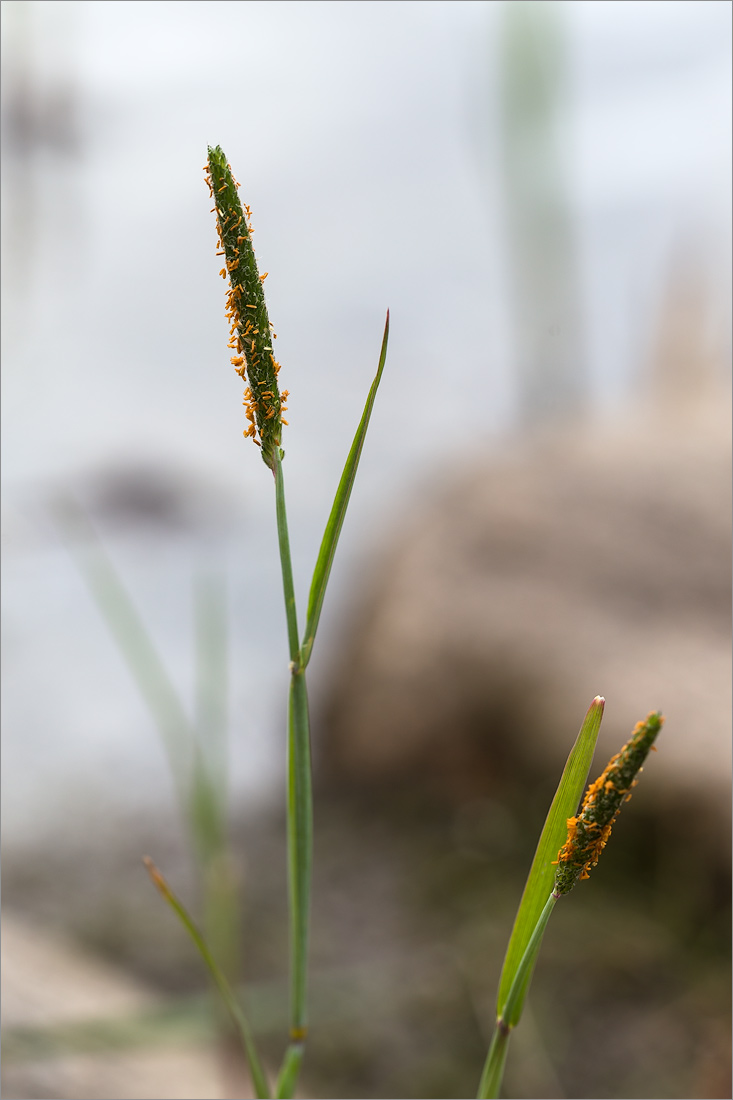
left=53, top=496, right=194, bottom=803
left=143, top=858, right=271, bottom=1100
left=275, top=1041, right=305, bottom=1099
left=300, top=312, right=389, bottom=669
left=190, top=571, right=229, bottom=870
left=194, top=568, right=228, bottom=799
left=495, top=695, right=604, bottom=1025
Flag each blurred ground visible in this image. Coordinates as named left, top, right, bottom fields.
left=2, top=911, right=222, bottom=1100
left=3, top=781, right=730, bottom=1099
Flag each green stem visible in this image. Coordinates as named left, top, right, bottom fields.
left=275, top=1041, right=305, bottom=1099
left=478, top=891, right=557, bottom=1099
left=273, top=449, right=313, bottom=1095
left=273, top=450, right=300, bottom=666
left=477, top=1021, right=510, bottom=1100
left=286, top=672, right=312, bottom=1045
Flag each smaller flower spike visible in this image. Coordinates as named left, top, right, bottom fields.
left=205, top=145, right=287, bottom=469
left=553, top=711, right=664, bottom=896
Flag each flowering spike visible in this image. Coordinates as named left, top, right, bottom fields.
left=553, top=711, right=664, bottom=896
left=205, top=145, right=287, bottom=468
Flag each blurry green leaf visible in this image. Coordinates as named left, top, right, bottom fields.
left=53, top=497, right=194, bottom=803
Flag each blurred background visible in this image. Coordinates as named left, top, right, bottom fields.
left=2, top=2, right=730, bottom=1098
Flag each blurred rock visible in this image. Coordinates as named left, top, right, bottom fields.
left=1, top=912, right=225, bottom=1100
left=2, top=912, right=157, bottom=1030
left=318, top=385, right=731, bottom=854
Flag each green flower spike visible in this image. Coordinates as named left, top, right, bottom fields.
left=205, top=144, right=288, bottom=469
left=553, top=711, right=664, bottom=896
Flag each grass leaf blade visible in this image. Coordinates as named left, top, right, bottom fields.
left=300, top=312, right=389, bottom=668
left=143, top=858, right=271, bottom=1100
left=477, top=893, right=557, bottom=1099
left=495, top=695, right=605, bottom=1024
left=275, top=1041, right=305, bottom=1099
left=194, top=568, right=228, bottom=799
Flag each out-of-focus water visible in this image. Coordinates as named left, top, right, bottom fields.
left=2, top=0, right=730, bottom=846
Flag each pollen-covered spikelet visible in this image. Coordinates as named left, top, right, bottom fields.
left=205, top=144, right=287, bottom=468
left=552, top=711, right=664, bottom=896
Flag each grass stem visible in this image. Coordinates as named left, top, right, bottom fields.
left=478, top=892, right=557, bottom=1099
left=273, top=448, right=313, bottom=1095
left=273, top=450, right=301, bottom=666
left=477, top=1022, right=511, bottom=1100
left=286, top=670, right=313, bottom=1048
left=275, top=1041, right=305, bottom=1099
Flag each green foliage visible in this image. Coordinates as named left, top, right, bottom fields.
left=144, top=859, right=270, bottom=1099
left=300, top=312, right=390, bottom=670
left=63, top=146, right=666, bottom=1100
left=479, top=702, right=664, bottom=1098
left=495, top=695, right=605, bottom=1025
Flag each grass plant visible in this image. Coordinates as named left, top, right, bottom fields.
left=61, top=145, right=665, bottom=1099
left=478, top=706, right=664, bottom=1098
left=53, top=500, right=239, bottom=980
